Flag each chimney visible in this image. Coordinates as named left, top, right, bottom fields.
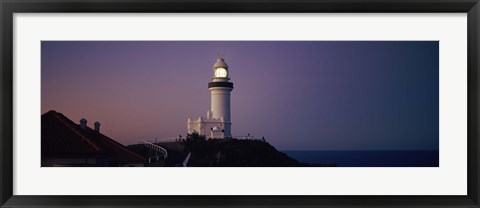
left=80, top=118, right=87, bottom=130
left=94, top=121, right=100, bottom=133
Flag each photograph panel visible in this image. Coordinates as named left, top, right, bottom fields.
left=41, top=41, right=439, bottom=167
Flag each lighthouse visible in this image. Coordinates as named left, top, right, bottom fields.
left=187, top=57, right=234, bottom=139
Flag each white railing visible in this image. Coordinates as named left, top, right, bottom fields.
left=142, top=140, right=168, bottom=162
left=233, top=135, right=266, bottom=141
left=146, top=135, right=265, bottom=143
left=156, top=137, right=184, bottom=142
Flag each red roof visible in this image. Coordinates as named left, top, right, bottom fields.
left=42, top=110, right=145, bottom=165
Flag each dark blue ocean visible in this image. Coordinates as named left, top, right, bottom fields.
left=282, top=150, right=439, bottom=167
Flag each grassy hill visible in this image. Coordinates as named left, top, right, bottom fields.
left=127, top=133, right=307, bottom=167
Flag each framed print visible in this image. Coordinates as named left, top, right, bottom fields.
left=1, top=0, right=479, bottom=207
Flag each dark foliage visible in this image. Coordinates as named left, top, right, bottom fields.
left=182, top=133, right=306, bottom=167
left=128, top=133, right=312, bottom=167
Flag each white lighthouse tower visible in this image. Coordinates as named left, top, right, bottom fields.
left=187, top=57, right=234, bottom=139
left=209, top=57, right=234, bottom=137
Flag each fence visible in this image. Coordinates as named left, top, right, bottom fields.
left=141, top=140, right=168, bottom=163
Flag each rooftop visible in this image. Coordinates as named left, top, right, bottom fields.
left=41, top=110, right=145, bottom=164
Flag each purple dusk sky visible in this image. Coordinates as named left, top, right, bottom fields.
left=41, top=41, right=439, bottom=150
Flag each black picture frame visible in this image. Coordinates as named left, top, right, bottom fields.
left=1, top=0, right=479, bottom=207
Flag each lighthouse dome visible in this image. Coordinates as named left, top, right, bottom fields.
left=213, top=57, right=228, bottom=69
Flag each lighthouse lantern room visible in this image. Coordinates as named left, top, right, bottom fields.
left=187, top=57, right=234, bottom=139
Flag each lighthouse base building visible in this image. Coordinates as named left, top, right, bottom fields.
left=187, top=57, right=233, bottom=139
left=187, top=111, right=231, bottom=139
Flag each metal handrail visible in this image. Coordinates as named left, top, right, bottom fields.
left=232, top=136, right=265, bottom=141
left=142, top=140, right=168, bottom=159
